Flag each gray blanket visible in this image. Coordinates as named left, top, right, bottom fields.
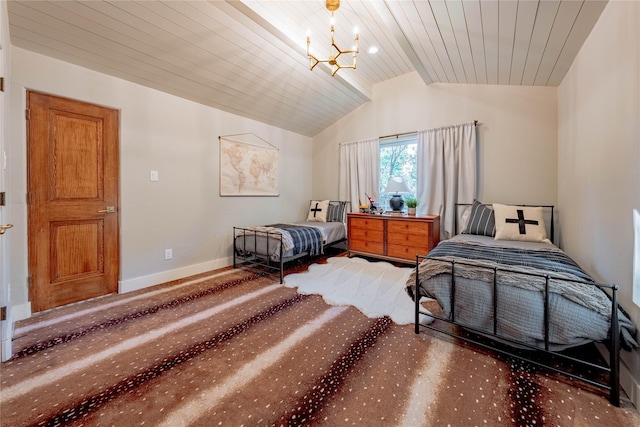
left=235, top=224, right=324, bottom=261
left=406, top=237, right=637, bottom=351
left=268, top=224, right=323, bottom=256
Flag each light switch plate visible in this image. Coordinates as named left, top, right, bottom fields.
left=150, top=170, right=159, bottom=182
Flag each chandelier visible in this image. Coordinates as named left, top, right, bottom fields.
left=306, top=0, right=359, bottom=76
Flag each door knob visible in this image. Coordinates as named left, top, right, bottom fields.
left=98, top=206, right=116, bottom=213
left=0, top=224, right=13, bottom=235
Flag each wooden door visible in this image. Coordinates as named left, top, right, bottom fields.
left=27, top=92, right=120, bottom=312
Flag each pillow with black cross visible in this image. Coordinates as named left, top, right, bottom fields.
left=307, top=200, right=330, bottom=222
left=493, top=203, right=551, bottom=243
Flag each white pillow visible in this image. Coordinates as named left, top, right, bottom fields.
left=307, top=200, right=330, bottom=222
left=459, top=205, right=471, bottom=234
left=493, top=204, right=550, bottom=243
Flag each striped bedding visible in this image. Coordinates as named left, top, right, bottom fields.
left=406, top=234, right=638, bottom=351
left=425, top=239, right=593, bottom=282
left=269, top=224, right=323, bottom=256
left=235, top=222, right=344, bottom=262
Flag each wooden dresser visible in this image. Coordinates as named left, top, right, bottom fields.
left=347, top=213, right=440, bottom=264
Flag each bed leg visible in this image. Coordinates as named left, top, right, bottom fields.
left=233, top=227, right=237, bottom=268
left=279, top=242, right=284, bottom=284
left=610, top=286, right=620, bottom=407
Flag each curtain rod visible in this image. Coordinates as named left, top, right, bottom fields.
left=378, top=130, right=417, bottom=140
left=379, top=121, right=478, bottom=140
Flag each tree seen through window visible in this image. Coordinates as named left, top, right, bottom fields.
left=379, top=134, right=417, bottom=211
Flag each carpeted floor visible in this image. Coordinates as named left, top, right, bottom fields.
left=2, top=253, right=639, bottom=427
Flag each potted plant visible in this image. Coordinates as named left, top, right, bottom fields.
left=405, top=197, right=419, bottom=215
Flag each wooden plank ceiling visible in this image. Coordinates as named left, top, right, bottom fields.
left=8, top=1, right=607, bottom=137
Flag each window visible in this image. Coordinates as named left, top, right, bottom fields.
left=379, top=133, right=418, bottom=211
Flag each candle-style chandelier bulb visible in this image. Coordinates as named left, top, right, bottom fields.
left=306, top=0, right=359, bottom=76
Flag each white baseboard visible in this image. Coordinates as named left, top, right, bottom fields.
left=1, top=317, right=12, bottom=361
left=1, top=336, right=11, bottom=361
left=595, top=342, right=640, bottom=410
left=629, top=374, right=640, bottom=410
left=11, top=301, right=32, bottom=322
left=1, top=301, right=31, bottom=361
left=622, top=355, right=640, bottom=410
left=620, top=355, right=639, bottom=410
left=119, top=257, right=233, bottom=294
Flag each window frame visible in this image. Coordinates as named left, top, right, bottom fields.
left=378, top=132, right=418, bottom=212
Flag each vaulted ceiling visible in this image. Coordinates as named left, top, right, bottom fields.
left=7, top=1, right=607, bottom=137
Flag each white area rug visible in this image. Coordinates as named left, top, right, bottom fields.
left=284, top=256, right=432, bottom=325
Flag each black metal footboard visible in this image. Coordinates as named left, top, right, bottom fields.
left=233, top=226, right=343, bottom=283
left=233, top=226, right=287, bottom=283
left=413, top=255, right=621, bottom=407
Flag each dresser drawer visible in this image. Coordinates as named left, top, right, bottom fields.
left=350, top=239, right=384, bottom=255
left=387, top=220, right=430, bottom=235
left=387, top=231, right=429, bottom=247
left=350, top=217, right=384, bottom=231
left=387, top=244, right=425, bottom=261
left=349, top=228, right=384, bottom=242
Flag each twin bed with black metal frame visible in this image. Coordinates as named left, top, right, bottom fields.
left=406, top=202, right=637, bottom=406
left=233, top=201, right=350, bottom=283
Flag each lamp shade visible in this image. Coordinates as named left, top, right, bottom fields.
left=384, top=176, right=410, bottom=194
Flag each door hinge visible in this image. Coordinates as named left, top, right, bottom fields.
left=0, top=306, right=5, bottom=321
left=27, top=276, right=32, bottom=289
left=0, top=191, right=4, bottom=206
left=25, top=109, right=30, bottom=121
left=0, top=77, right=4, bottom=92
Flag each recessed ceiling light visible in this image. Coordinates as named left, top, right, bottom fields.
left=368, top=46, right=379, bottom=54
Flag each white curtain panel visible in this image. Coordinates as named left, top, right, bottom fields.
left=338, top=137, right=380, bottom=212
left=417, top=122, right=477, bottom=239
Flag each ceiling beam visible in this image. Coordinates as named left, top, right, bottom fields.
left=371, top=0, right=435, bottom=85
left=223, top=0, right=372, bottom=101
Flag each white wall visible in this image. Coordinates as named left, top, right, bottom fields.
left=8, top=48, right=312, bottom=313
left=558, top=0, right=640, bottom=408
left=1, top=0, right=14, bottom=361
left=312, top=72, right=558, bottom=210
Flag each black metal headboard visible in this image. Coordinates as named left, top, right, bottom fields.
left=455, top=203, right=555, bottom=244
left=331, top=200, right=351, bottom=224
left=309, top=200, right=351, bottom=224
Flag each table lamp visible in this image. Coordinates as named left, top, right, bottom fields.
left=384, top=176, right=410, bottom=211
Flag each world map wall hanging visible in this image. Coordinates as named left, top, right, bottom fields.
left=218, top=133, right=279, bottom=196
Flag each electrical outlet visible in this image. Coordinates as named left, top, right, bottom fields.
left=164, top=249, right=173, bottom=260
left=150, top=170, right=159, bottom=182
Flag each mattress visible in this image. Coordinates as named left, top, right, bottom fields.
left=234, top=221, right=346, bottom=261
left=406, top=234, right=637, bottom=351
